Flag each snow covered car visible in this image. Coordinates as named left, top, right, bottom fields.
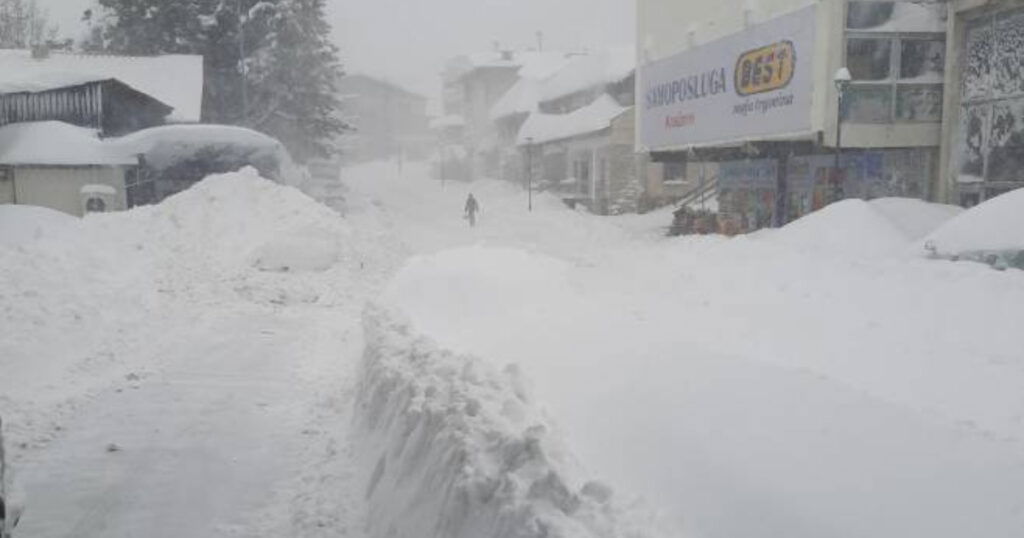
left=110, top=124, right=301, bottom=205
left=923, top=188, right=1024, bottom=271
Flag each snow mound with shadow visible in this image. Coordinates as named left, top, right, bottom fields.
left=759, top=198, right=960, bottom=257
left=924, top=188, right=1024, bottom=255
left=0, top=204, right=81, bottom=248
left=354, top=304, right=668, bottom=538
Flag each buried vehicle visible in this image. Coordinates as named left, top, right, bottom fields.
left=111, top=124, right=304, bottom=206
left=923, top=188, right=1024, bottom=271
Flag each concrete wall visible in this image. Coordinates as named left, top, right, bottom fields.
left=11, top=166, right=127, bottom=217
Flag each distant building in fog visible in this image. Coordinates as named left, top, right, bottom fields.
left=337, top=74, right=430, bottom=163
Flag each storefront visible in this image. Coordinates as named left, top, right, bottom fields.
left=946, top=0, right=1024, bottom=206
left=638, top=0, right=947, bottom=233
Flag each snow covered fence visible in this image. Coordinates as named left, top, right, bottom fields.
left=354, top=305, right=663, bottom=538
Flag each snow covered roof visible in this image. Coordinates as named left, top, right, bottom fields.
left=490, top=54, right=576, bottom=121
left=491, top=78, right=543, bottom=120
left=516, top=94, right=629, bottom=145
left=447, top=50, right=574, bottom=81
left=0, top=121, right=137, bottom=166
left=0, top=71, right=109, bottom=94
left=539, top=47, right=634, bottom=103
left=111, top=124, right=288, bottom=170
left=0, top=49, right=204, bottom=122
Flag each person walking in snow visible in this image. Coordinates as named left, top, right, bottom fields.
left=464, top=193, right=480, bottom=227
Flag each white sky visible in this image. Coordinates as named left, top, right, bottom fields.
left=40, top=0, right=635, bottom=107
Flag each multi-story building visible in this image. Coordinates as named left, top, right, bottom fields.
left=337, top=74, right=430, bottom=163
left=442, top=50, right=571, bottom=180
left=637, top=0, right=949, bottom=232
left=514, top=48, right=649, bottom=214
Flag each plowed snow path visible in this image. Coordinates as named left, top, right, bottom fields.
left=18, top=303, right=368, bottom=532
left=15, top=306, right=367, bottom=537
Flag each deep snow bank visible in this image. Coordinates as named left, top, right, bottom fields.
left=759, top=198, right=961, bottom=257
left=354, top=305, right=664, bottom=538
left=925, top=187, right=1024, bottom=254
left=1, top=168, right=359, bottom=452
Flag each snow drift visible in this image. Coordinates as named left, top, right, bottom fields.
left=0, top=168, right=356, bottom=452
left=924, top=188, right=1024, bottom=254
left=354, top=305, right=664, bottom=538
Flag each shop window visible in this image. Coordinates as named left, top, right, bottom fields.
left=957, top=104, right=989, bottom=182
left=846, top=85, right=892, bottom=123
left=844, top=36, right=944, bottom=123
left=846, top=1, right=945, bottom=33
left=900, top=39, right=944, bottom=81
left=847, top=38, right=892, bottom=81
left=962, top=23, right=993, bottom=101
left=993, top=11, right=1024, bottom=98
left=896, top=85, right=943, bottom=121
left=664, top=161, right=686, bottom=183
left=986, top=100, right=1024, bottom=182
left=847, top=2, right=895, bottom=30
left=956, top=9, right=1024, bottom=195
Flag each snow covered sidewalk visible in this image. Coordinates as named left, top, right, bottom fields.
left=1, top=169, right=383, bottom=537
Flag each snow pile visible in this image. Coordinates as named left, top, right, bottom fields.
left=0, top=168, right=356, bottom=450
left=760, top=198, right=961, bottom=257
left=0, top=205, right=81, bottom=248
left=354, top=305, right=666, bottom=538
left=868, top=197, right=963, bottom=240
left=348, top=165, right=1024, bottom=538
left=924, top=188, right=1024, bottom=254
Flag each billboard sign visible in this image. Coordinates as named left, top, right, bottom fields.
left=639, top=5, right=817, bottom=150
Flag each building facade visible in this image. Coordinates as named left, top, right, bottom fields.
left=337, top=74, right=430, bottom=163
left=939, top=0, right=1024, bottom=206
left=637, top=0, right=949, bottom=233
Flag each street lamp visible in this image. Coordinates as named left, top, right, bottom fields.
left=527, top=139, right=534, bottom=212
left=833, top=67, right=852, bottom=203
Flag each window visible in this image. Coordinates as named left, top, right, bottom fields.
left=844, top=2, right=945, bottom=124
left=847, top=38, right=892, bottom=81
left=843, top=36, right=945, bottom=123
left=955, top=9, right=1024, bottom=194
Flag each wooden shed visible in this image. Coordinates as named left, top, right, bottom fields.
left=0, top=77, right=173, bottom=137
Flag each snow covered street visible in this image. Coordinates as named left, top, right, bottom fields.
left=3, top=162, right=1024, bottom=538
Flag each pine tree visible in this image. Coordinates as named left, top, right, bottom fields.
left=243, top=0, right=346, bottom=161
left=87, top=0, right=348, bottom=162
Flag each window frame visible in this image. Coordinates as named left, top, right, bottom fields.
left=843, top=32, right=946, bottom=124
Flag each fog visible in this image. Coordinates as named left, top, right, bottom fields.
left=39, top=0, right=635, bottom=99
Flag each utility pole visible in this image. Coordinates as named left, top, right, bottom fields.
left=237, top=0, right=249, bottom=125
left=525, top=137, right=534, bottom=212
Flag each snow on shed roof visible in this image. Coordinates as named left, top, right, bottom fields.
left=539, top=47, right=634, bottom=103
left=0, top=121, right=138, bottom=166
left=0, top=50, right=204, bottom=122
left=516, top=94, right=628, bottom=145
left=111, top=124, right=288, bottom=170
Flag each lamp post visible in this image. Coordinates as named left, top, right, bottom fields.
left=525, top=137, right=534, bottom=212
left=833, top=67, right=852, bottom=203
left=236, top=0, right=249, bottom=125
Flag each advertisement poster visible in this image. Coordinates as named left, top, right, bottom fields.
left=639, top=5, right=817, bottom=150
